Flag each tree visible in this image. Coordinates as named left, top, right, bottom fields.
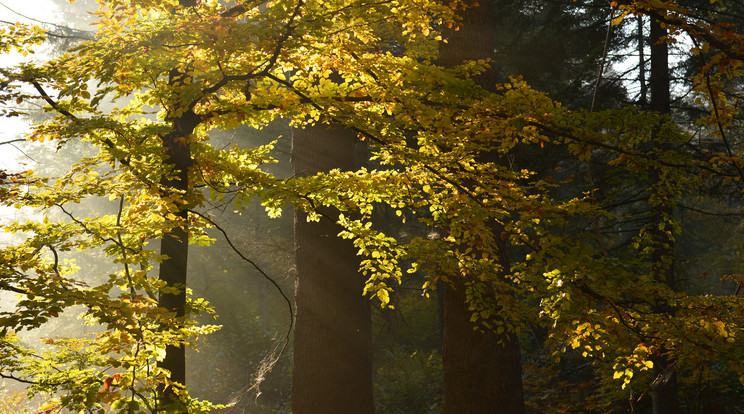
left=438, top=0, right=525, bottom=412
left=492, top=0, right=629, bottom=110
left=155, top=57, right=201, bottom=414
left=0, top=0, right=464, bottom=412
left=291, top=124, right=374, bottom=413
left=647, top=12, right=678, bottom=414
left=522, top=1, right=744, bottom=410
left=6, top=0, right=744, bottom=412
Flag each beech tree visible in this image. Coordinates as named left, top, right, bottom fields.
left=289, top=1, right=744, bottom=411
left=291, top=124, right=374, bottom=413
left=4, top=0, right=744, bottom=412
left=0, top=0, right=477, bottom=412
left=0, top=0, right=460, bottom=411
left=438, top=0, right=524, bottom=411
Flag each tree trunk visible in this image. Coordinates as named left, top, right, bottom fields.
left=439, top=1, right=525, bottom=412
left=291, top=124, right=374, bottom=414
left=157, top=99, right=199, bottom=410
left=649, top=15, right=678, bottom=414
left=442, top=270, right=524, bottom=413
left=637, top=15, right=647, bottom=106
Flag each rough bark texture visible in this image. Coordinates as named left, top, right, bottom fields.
left=649, top=16, right=678, bottom=414
left=439, top=0, right=526, bottom=412
left=442, top=264, right=525, bottom=413
left=291, top=125, right=374, bottom=414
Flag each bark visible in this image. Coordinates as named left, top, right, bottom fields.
left=442, top=264, right=524, bottom=413
left=439, top=0, right=525, bottom=412
left=649, top=18, right=671, bottom=118
left=157, top=105, right=199, bottom=410
left=291, top=124, right=374, bottom=414
left=649, top=16, right=678, bottom=414
left=638, top=15, right=647, bottom=106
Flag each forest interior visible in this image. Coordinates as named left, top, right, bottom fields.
left=2, top=0, right=744, bottom=413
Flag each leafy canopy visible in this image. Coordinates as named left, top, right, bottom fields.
left=3, top=0, right=744, bottom=411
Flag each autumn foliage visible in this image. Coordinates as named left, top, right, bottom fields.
left=1, top=0, right=744, bottom=412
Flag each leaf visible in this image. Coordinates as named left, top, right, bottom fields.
left=611, top=10, right=630, bottom=27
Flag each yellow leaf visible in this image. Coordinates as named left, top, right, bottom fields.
left=569, top=337, right=580, bottom=349
left=376, top=289, right=390, bottom=306
left=611, top=10, right=630, bottom=26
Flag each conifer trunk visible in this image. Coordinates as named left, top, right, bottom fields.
left=439, top=0, right=525, bottom=412
left=637, top=15, right=647, bottom=106
left=291, top=125, right=374, bottom=414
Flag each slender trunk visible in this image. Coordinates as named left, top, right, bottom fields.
left=638, top=15, right=647, bottom=106
left=439, top=0, right=525, bottom=412
left=649, top=18, right=670, bottom=118
left=157, top=85, right=200, bottom=409
left=649, top=16, right=678, bottom=414
left=291, top=124, right=374, bottom=414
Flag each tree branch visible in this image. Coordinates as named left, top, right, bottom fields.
left=0, top=139, right=25, bottom=145
left=186, top=208, right=293, bottom=354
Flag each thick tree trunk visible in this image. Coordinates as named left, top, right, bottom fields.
left=291, top=125, right=374, bottom=414
left=439, top=1, right=525, bottom=412
left=442, top=265, right=524, bottom=413
left=649, top=16, right=678, bottom=414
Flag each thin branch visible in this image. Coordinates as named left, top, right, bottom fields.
left=186, top=208, right=293, bottom=353
left=198, top=0, right=306, bottom=102
left=47, top=245, right=61, bottom=278
left=30, top=81, right=133, bottom=169
left=0, top=3, right=94, bottom=36
left=590, top=6, right=614, bottom=112
left=0, top=139, right=25, bottom=145
left=0, top=371, right=68, bottom=387
left=56, top=204, right=139, bottom=257
left=116, top=195, right=137, bottom=297
left=528, top=121, right=738, bottom=178
left=679, top=204, right=744, bottom=217
left=31, top=81, right=77, bottom=120
left=0, top=279, right=29, bottom=295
